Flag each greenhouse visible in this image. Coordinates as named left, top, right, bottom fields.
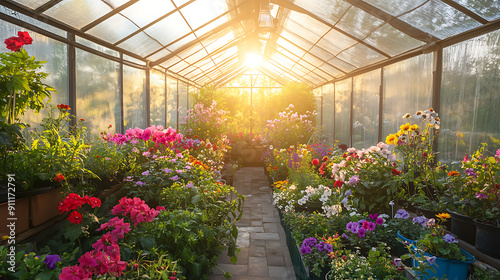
left=1, top=0, right=500, bottom=279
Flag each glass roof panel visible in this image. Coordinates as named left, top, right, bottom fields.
left=44, top=0, right=112, bottom=29
left=160, top=56, right=181, bottom=68
left=76, top=36, right=119, bottom=57
left=147, top=49, right=172, bottom=62
left=180, top=0, right=228, bottom=30
left=454, top=0, right=500, bottom=20
left=120, top=0, right=175, bottom=28
left=291, top=64, right=309, bottom=77
left=284, top=11, right=330, bottom=44
left=302, top=53, right=326, bottom=68
left=336, top=6, right=385, bottom=39
left=144, top=12, right=191, bottom=46
left=317, top=63, right=343, bottom=77
left=309, top=45, right=335, bottom=61
left=117, top=32, right=162, bottom=57
left=87, top=14, right=139, bottom=44
left=167, top=34, right=196, bottom=52
left=184, top=49, right=208, bottom=64
left=1, top=5, right=67, bottom=37
left=270, top=54, right=295, bottom=70
left=366, top=0, right=428, bottom=16
left=185, top=68, right=203, bottom=79
left=317, top=29, right=358, bottom=56
left=177, top=43, right=203, bottom=59
left=364, top=23, right=425, bottom=56
left=304, top=72, right=324, bottom=84
left=12, top=0, right=47, bottom=10
left=336, top=43, right=385, bottom=68
left=275, top=37, right=306, bottom=58
left=194, top=16, right=228, bottom=38
left=169, top=60, right=190, bottom=72
left=327, top=56, right=357, bottom=72
left=173, top=0, right=191, bottom=7
left=291, top=0, right=351, bottom=26
left=101, top=0, right=129, bottom=9
left=400, top=0, right=482, bottom=39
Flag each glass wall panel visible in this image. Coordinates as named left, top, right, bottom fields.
left=439, top=30, right=500, bottom=163
left=167, top=77, right=178, bottom=129
left=76, top=49, right=120, bottom=134
left=150, top=69, right=165, bottom=126
left=322, top=84, right=334, bottom=144
left=335, top=79, right=351, bottom=147
left=382, top=54, right=433, bottom=137
left=178, top=81, right=188, bottom=122
left=0, top=21, right=69, bottom=128
left=123, top=65, right=146, bottom=129
left=352, top=70, right=380, bottom=148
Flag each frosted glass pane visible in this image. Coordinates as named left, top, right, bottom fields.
left=123, top=54, right=146, bottom=65
left=170, top=60, right=190, bottom=72
left=160, top=56, right=182, bottom=68
left=76, top=49, right=120, bottom=134
left=382, top=54, right=433, bottom=138
left=400, top=0, right=482, bottom=39
left=147, top=49, right=172, bottom=63
left=76, top=36, right=119, bottom=57
left=317, top=29, right=358, bottom=56
left=167, top=78, right=178, bottom=128
left=327, top=57, right=357, bottom=72
left=150, top=69, right=166, bottom=126
left=439, top=30, right=500, bottom=163
left=335, top=79, right=351, bottom=146
left=322, top=84, right=335, bottom=144
left=454, top=0, right=500, bottom=20
left=168, top=34, right=196, bottom=52
left=366, top=0, right=428, bottom=16
left=44, top=0, right=111, bottom=29
left=317, top=63, right=343, bottom=77
left=123, top=65, right=146, bottom=129
left=184, top=49, right=208, bottom=64
left=87, top=14, right=139, bottom=44
left=276, top=37, right=306, bottom=58
left=194, top=16, right=228, bottom=38
left=352, top=70, right=380, bottom=148
left=309, top=45, right=335, bottom=62
left=180, top=0, right=228, bottom=30
left=336, top=6, right=385, bottom=39
left=285, top=11, right=330, bottom=44
left=117, top=32, right=163, bottom=57
left=280, top=29, right=314, bottom=50
left=0, top=6, right=66, bottom=37
left=121, top=0, right=175, bottom=27
left=292, top=0, right=351, bottom=26
left=364, top=23, right=425, bottom=56
left=12, top=0, right=48, bottom=9
left=336, top=44, right=385, bottom=68
left=178, top=82, right=188, bottom=122
left=145, top=12, right=191, bottom=46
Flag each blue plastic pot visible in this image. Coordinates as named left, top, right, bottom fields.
left=397, top=231, right=417, bottom=245
left=411, top=246, right=475, bottom=280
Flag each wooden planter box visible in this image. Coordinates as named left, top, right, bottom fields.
left=0, top=196, right=30, bottom=237
left=30, top=187, right=63, bottom=227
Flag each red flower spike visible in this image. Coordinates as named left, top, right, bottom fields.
left=17, top=31, right=33, bottom=44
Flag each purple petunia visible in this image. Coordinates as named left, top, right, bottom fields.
left=358, top=227, right=366, bottom=238
left=44, top=254, right=61, bottom=269
left=300, top=244, right=312, bottom=255
left=475, top=192, right=488, bottom=199
left=169, top=175, right=180, bottom=181
left=186, top=182, right=194, bottom=188
left=136, top=181, right=146, bottom=186
left=426, top=256, right=436, bottom=266
left=413, top=216, right=429, bottom=228
left=394, top=258, right=402, bottom=267
left=465, top=168, right=477, bottom=177
left=348, top=175, right=360, bottom=185
left=302, top=237, right=317, bottom=247
left=162, top=168, right=173, bottom=173
left=315, top=242, right=333, bottom=253
left=376, top=218, right=384, bottom=225
left=369, top=213, right=378, bottom=220
left=443, top=233, right=458, bottom=244
left=367, top=222, right=376, bottom=231
left=341, top=233, right=349, bottom=239
left=395, top=209, right=410, bottom=219
left=141, top=170, right=150, bottom=176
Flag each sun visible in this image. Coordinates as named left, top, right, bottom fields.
left=244, top=52, right=263, bottom=68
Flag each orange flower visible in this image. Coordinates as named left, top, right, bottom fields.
left=54, top=173, right=65, bottom=182
left=274, top=166, right=278, bottom=170
left=436, top=213, right=450, bottom=219
left=79, top=118, right=85, bottom=121
left=448, top=171, right=460, bottom=176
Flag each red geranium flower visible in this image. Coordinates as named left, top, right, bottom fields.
left=322, top=156, right=328, bottom=162
left=17, top=31, right=33, bottom=45
left=4, top=36, right=24, bottom=52
left=391, top=169, right=402, bottom=176
left=54, top=173, right=65, bottom=182
left=56, top=104, right=71, bottom=110
left=84, top=195, right=101, bottom=208
left=273, top=166, right=278, bottom=170
left=68, top=211, right=83, bottom=224
left=312, top=159, right=320, bottom=166
left=333, top=180, right=344, bottom=188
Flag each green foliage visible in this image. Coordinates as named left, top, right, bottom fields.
left=269, top=82, right=316, bottom=121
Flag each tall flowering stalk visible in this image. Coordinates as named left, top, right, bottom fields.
left=180, top=100, right=228, bottom=141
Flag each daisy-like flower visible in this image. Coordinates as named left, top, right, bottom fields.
left=436, top=213, right=450, bottom=219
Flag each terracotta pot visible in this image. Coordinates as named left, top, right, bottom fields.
left=0, top=196, right=30, bottom=237
left=30, top=187, right=63, bottom=227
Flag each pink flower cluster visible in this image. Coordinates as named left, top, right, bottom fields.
left=107, top=125, right=183, bottom=146
left=111, top=197, right=164, bottom=227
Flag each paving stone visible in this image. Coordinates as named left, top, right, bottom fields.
left=212, top=263, right=248, bottom=275
left=268, top=266, right=289, bottom=278
left=248, top=257, right=268, bottom=276
left=249, top=245, right=266, bottom=257
left=238, top=226, right=264, bottom=233
left=251, top=239, right=266, bottom=246
left=251, top=232, right=280, bottom=240
left=250, top=220, right=263, bottom=227
left=267, top=254, right=285, bottom=266
left=263, top=223, right=279, bottom=233
left=237, top=231, right=250, bottom=248
left=263, top=217, right=281, bottom=223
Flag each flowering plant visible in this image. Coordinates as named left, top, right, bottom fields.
left=265, top=104, right=317, bottom=150
left=300, top=235, right=342, bottom=277
left=180, top=100, right=228, bottom=141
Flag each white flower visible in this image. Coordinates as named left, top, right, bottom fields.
left=289, top=185, right=296, bottom=190
left=298, top=197, right=307, bottom=205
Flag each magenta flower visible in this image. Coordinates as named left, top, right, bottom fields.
left=169, top=175, right=180, bottom=181
left=141, top=170, right=150, bottom=176
left=136, top=181, right=146, bottom=186
left=475, top=192, right=488, bottom=199
left=376, top=218, right=384, bottom=225
left=367, top=222, right=376, bottom=231
left=369, top=213, right=378, bottom=220
left=465, top=168, right=477, bottom=177
left=162, top=168, right=172, bottom=173
left=357, top=227, right=366, bottom=238
left=394, top=258, right=402, bottom=267
left=300, top=245, right=312, bottom=255
left=186, top=182, right=194, bottom=188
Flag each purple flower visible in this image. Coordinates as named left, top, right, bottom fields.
left=136, top=181, right=146, bottom=186
left=367, top=222, right=376, bottom=231
left=376, top=218, right=384, bottom=225
left=141, top=170, right=150, bottom=175
left=169, top=175, right=180, bottom=181
left=394, top=258, right=402, bottom=267
left=369, top=213, right=378, bottom=220
left=302, top=237, right=317, bottom=247
left=186, top=182, right=194, bottom=188
left=300, top=245, right=312, bottom=255
left=348, top=175, right=360, bottom=185
left=346, top=222, right=354, bottom=232
left=162, top=168, right=172, bottom=173
left=395, top=209, right=409, bottom=219
left=426, top=256, right=436, bottom=266
left=357, top=227, right=366, bottom=238
left=465, top=168, right=477, bottom=177
left=341, top=197, right=348, bottom=204
left=44, top=254, right=61, bottom=269
left=341, top=233, right=349, bottom=239
left=413, top=216, right=429, bottom=227
left=344, top=189, right=352, bottom=196
left=315, top=242, right=333, bottom=253
left=443, top=233, right=458, bottom=244
left=475, top=192, right=488, bottom=199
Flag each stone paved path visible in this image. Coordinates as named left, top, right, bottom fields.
left=209, top=167, right=295, bottom=280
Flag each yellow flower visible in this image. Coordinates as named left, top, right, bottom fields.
left=386, top=134, right=398, bottom=145
left=436, top=213, right=451, bottom=219
left=400, top=123, right=411, bottom=132
left=410, top=124, right=418, bottom=131
left=1, top=235, right=9, bottom=241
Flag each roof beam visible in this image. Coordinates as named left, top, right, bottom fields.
left=191, top=53, right=239, bottom=82
left=270, top=0, right=391, bottom=58
left=343, top=0, right=439, bottom=43
left=81, top=0, right=141, bottom=32
left=34, top=0, right=63, bottom=14
left=268, top=58, right=313, bottom=85
left=256, top=66, right=288, bottom=86
left=440, top=0, right=488, bottom=24
left=213, top=65, right=248, bottom=87
left=151, top=12, right=252, bottom=66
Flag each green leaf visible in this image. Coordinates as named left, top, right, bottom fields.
left=191, top=194, right=201, bottom=205
left=139, top=235, right=157, bottom=251
left=64, top=223, right=83, bottom=242
left=35, top=270, right=54, bottom=280
left=488, top=157, right=496, bottom=164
